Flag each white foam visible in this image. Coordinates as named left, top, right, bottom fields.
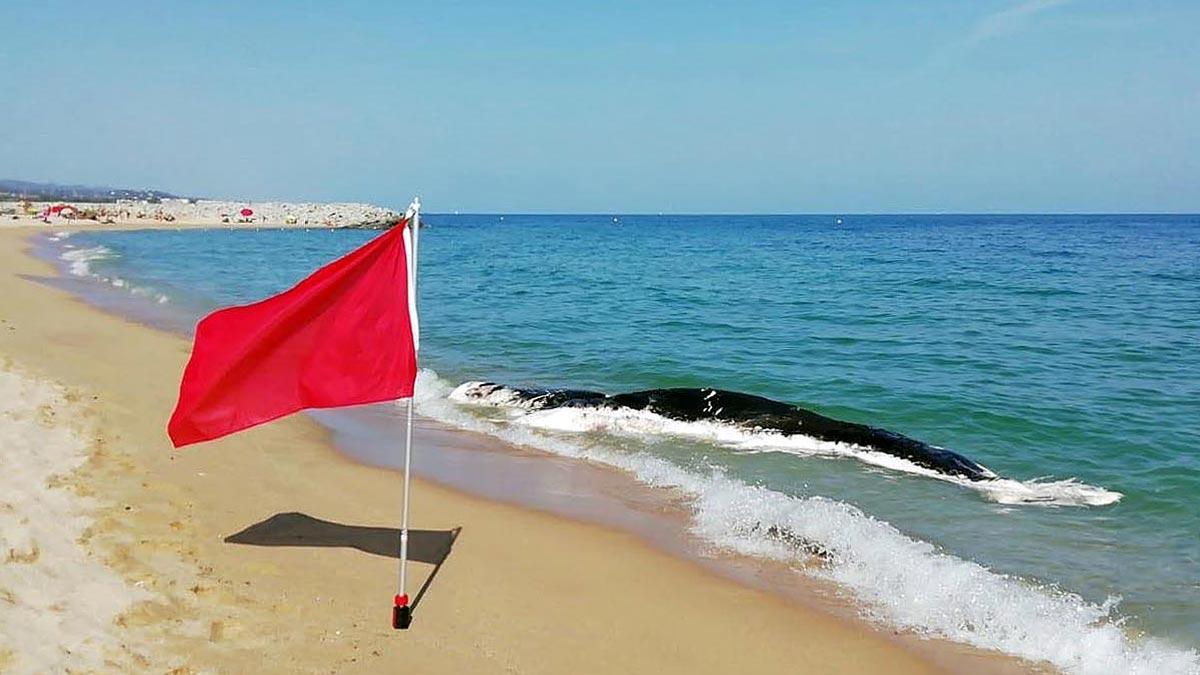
left=54, top=242, right=171, bottom=304
left=59, top=245, right=114, bottom=277
left=448, top=382, right=562, bottom=409
left=450, top=382, right=1122, bottom=507
left=428, top=372, right=1195, bottom=674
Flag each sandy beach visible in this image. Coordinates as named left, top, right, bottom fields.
left=0, top=223, right=1041, bottom=674
left=2, top=200, right=400, bottom=229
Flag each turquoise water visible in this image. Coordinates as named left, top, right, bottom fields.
left=57, top=215, right=1199, bottom=672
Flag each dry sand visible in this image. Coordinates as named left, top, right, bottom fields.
left=0, top=362, right=152, bottom=672
left=0, top=225, right=1042, bottom=673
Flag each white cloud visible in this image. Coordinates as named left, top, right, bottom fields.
left=967, top=0, right=1074, bottom=45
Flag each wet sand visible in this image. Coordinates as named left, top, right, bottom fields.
left=0, top=224, right=1043, bottom=673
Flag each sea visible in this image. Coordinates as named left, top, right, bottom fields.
left=44, top=214, right=1200, bottom=674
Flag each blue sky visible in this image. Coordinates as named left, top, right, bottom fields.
left=1, top=1, right=1197, bottom=213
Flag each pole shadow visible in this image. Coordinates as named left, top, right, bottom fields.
left=225, top=511, right=461, bottom=613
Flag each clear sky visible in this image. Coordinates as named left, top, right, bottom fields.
left=2, top=1, right=1197, bottom=213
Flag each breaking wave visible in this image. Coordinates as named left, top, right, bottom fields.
left=59, top=244, right=115, bottom=277
left=409, top=370, right=1197, bottom=674
left=57, top=242, right=170, bottom=304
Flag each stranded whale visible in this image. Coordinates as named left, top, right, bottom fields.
left=454, top=382, right=997, bottom=482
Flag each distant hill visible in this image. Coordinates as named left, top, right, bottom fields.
left=0, top=179, right=184, bottom=203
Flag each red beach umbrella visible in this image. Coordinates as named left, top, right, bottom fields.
left=240, top=208, right=254, bottom=217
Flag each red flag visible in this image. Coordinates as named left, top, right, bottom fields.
left=168, top=219, right=418, bottom=448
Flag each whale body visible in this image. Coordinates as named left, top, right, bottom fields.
left=456, top=382, right=997, bottom=482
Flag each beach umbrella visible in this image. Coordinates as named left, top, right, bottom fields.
left=240, top=208, right=254, bottom=217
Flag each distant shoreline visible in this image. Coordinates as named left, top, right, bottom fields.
left=1, top=199, right=400, bottom=229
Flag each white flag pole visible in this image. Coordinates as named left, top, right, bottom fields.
left=394, top=197, right=420, bottom=630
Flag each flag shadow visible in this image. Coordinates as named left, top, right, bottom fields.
left=225, top=511, right=461, bottom=613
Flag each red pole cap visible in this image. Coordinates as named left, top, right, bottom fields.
left=394, top=594, right=409, bottom=608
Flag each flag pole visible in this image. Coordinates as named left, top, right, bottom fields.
left=393, top=197, right=420, bottom=630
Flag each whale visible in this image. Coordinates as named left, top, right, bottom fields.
left=454, top=382, right=998, bottom=482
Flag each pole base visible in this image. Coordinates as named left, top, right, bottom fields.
left=392, top=603, right=412, bottom=630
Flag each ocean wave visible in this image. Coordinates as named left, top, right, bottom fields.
left=59, top=244, right=115, bottom=278
left=449, top=381, right=1122, bottom=507
left=413, top=370, right=1197, bottom=674
left=56, top=242, right=171, bottom=304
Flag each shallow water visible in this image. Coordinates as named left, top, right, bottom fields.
left=51, top=214, right=1200, bottom=673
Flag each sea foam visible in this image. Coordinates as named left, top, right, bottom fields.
left=57, top=242, right=171, bottom=304
left=415, top=371, right=1196, bottom=675
left=59, top=244, right=114, bottom=278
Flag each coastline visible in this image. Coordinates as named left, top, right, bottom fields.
left=2, top=214, right=379, bottom=231
left=0, top=223, right=1039, bottom=673
left=3, top=199, right=399, bottom=229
